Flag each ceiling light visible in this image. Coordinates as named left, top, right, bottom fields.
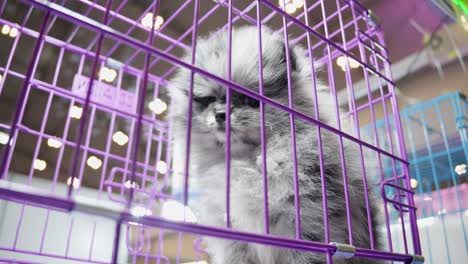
left=69, top=105, right=83, bottom=119
left=33, top=159, right=47, bottom=171
left=148, top=99, right=167, bottom=114
left=293, top=0, right=304, bottom=8
left=336, top=56, right=346, bottom=67
left=99, top=66, right=117, bottom=83
left=337, top=55, right=360, bottom=71
left=0, top=73, right=3, bottom=83
left=131, top=205, right=152, bottom=217
left=1, top=24, right=10, bottom=35
left=455, top=164, right=466, bottom=175
left=141, top=13, right=164, bottom=30
left=410, top=178, right=418, bottom=189
left=47, top=138, right=62, bottom=148
left=1, top=24, right=18, bottom=38
left=8, top=27, right=18, bottom=38
left=156, top=160, right=167, bottom=174
left=112, top=131, right=129, bottom=146
left=141, top=13, right=153, bottom=28
left=87, top=156, right=102, bottom=170
left=285, top=4, right=296, bottom=14
left=348, top=57, right=359, bottom=68
left=155, top=16, right=164, bottom=27
left=279, top=0, right=301, bottom=14
left=124, top=180, right=139, bottom=189
left=67, top=177, right=80, bottom=189
left=0, top=131, right=9, bottom=145
left=161, top=200, right=197, bottom=223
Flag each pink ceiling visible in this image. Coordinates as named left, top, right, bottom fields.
left=361, top=0, right=449, bottom=61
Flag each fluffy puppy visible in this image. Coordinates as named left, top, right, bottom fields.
left=169, top=26, right=380, bottom=264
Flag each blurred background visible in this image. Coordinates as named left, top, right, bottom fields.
left=0, top=0, right=467, bottom=263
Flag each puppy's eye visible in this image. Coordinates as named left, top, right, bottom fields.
left=193, top=96, right=216, bottom=107
left=244, top=96, right=260, bottom=108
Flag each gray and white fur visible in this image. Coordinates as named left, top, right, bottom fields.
left=169, top=26, right=380, bottom=264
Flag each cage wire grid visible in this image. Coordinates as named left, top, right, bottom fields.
left=363, top=92, right=468, bottom=264
left=0, top=0, right=422, bottom=263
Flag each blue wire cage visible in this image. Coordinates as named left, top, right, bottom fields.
left=363, top=91, right=467, bottom=263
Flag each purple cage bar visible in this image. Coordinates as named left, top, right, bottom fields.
left=0, top=0, right=423, bottom=263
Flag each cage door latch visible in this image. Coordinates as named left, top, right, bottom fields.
left=329, top=242, right=356, bottom=258
left=411, top=255, right=425, bottom=264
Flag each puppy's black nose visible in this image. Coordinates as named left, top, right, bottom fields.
left=215, top=112, right=226, bottom=123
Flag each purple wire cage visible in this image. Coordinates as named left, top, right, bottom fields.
left=0, top=0, right=423, bottom=263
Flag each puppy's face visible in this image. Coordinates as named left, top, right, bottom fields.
left=190, top=83, right=262, bottom=145
left=170, top=26, right=302, bottom=146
